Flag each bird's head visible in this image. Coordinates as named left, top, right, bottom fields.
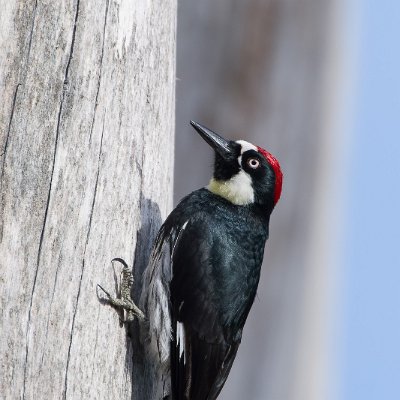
left=191, top=121, right=283, bottom=211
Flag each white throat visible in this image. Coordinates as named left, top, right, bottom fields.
left=207, top=170, right=254, bottom=205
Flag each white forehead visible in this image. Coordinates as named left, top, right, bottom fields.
left=235, top=140, right=257, bottom=154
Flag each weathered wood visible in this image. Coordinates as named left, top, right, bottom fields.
left=0, top=0, right=176, bottom=399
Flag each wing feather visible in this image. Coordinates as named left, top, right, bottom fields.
left=169, top=218, right=242, bottom=399
left=140, top=221, right=189, bottom=367
left=141, top=188, right=264, bottom=399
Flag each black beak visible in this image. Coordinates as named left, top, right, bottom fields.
left=190, top=121, right=233, bottom=160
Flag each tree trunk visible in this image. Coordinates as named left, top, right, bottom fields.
left=0, top=1, right=176, bottom=399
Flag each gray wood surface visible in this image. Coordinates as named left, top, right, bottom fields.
left=0, top=1, right=176, bottom=399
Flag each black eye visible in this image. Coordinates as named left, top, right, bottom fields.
left=247, top=158, right=260, bottom=169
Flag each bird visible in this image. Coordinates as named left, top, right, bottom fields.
left=139, top=121, right=283, bottom=400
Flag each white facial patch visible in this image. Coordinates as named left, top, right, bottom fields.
left=236, top=140, right=257, bottom=153
left=235, top=140, right=258, bottom=167
left=208, top=170, right=254, bottom=205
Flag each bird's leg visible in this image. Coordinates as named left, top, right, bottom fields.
left=97, top=258, right=145, bottom=324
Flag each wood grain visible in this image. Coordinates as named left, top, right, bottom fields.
left=0, top=0, right=176, bottom=398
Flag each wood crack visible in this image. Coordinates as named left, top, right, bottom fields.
left=1, top=84, right=19, bottom=157
left=63, top=260, right=84, bottom=400
left=64, top=112, right=104, bottom=398
left=22, top=1, right=81, bottom=398
left=0, top=84, right=20, bottom=190
left=89, top=0, right=109, bottom=144
left=86, top=118, right=105, bottom=244
left=63, top=0, right=80, bottom=88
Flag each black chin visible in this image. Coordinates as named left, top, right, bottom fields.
left=213, top=143, right=241, bottom=180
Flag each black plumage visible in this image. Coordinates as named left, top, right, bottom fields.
left=143, top=121, right=282, bottom=400
left=160, top=189, right=269, bottom=399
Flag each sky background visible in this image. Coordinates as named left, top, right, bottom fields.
left=342, top=0, right=400, bottom=399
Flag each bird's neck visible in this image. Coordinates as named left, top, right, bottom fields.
left=207, top=174, right=254, bottom=206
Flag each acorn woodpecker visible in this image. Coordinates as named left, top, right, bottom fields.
left=140, top=121, right=283, bottom=399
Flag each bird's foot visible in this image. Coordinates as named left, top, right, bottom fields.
left=97, top=258, right=145, bottom=324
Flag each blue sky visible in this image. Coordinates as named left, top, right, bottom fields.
left=342, top=1, right=400, bottom=398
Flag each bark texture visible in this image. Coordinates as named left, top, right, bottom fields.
left=0, top=0, right=176, bottom=399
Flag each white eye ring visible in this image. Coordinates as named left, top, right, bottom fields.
left=247, top=158, right=260, bottom=169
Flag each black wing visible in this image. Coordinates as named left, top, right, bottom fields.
left=143, top=189, right=268, bottom=400
left=169, top=215, right=244, bottom=400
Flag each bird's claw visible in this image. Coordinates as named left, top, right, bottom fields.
left=97, top=258, right=145, bottom=324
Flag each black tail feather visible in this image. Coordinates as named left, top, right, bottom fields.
left=171, top=322, right=240, bottom=400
